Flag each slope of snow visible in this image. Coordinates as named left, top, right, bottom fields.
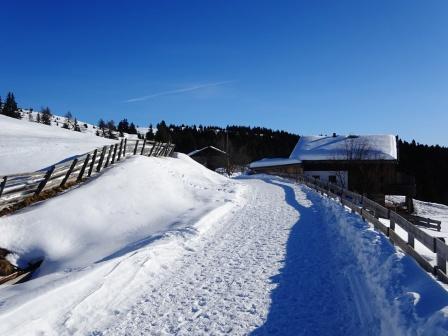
left=0, top=114, right=115, bottom=175
left=290, top=135, right=397, bottom=161
left=0, top=170, right=447, bottom=335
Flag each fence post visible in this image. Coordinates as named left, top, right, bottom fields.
left=88, top=149, right=98, bottom=177
left=117, top=139, right=124, bottom=161
left=149, top=142, right=156, bottom=156
left=104, top=145, right=114, bottom=168
left=60, top=158, right=78, bottom=188
left=110, top=144, right=118, bottom=165
left=390, top=217, right=395, bottom=231
left=437, top=238, right=447, bottom=275
left=168, top=144, right=175, bottom=157
left=121, top=138, right=127, bottom=158
left=155, top=143, right=162, bottom=156
left=133, top=140, right=139, bottom=155
left=0, top=176, right=7, bottom=198
left=77, top=153, right=91, bottom=182
left=162, top=143, right=170, bottom=156
left=35, top=165, right=55, bottom=196
left=140, top=139, right=147, bottom=155
left=96, top=146, right=108, bottom=172
left=408, top=232, right=415, bottom=248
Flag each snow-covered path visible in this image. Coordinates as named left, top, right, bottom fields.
left=1, top=174, right=448, bottom=335
left=105, top=177, right=379, bottom=335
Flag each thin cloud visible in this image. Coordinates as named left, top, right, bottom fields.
left=124, top=80, right=235, bottom=103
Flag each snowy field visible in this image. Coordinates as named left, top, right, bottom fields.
left=0, top=114, right=115, bottom=175
left=0, top=154, right=447, bottom=335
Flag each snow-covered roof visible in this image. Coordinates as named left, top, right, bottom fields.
left=289, top=135, right=397, bottom=161
left=249, top=158, right=301, bottom=169
left=188, top=146, right=227, bottom=157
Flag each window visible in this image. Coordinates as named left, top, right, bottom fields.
left=328, top=175, right=337, bottom=183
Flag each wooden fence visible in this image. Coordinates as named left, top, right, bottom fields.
left=0, top=139, right=175, bottom=213
left=277, top=173, right=448, bottom=285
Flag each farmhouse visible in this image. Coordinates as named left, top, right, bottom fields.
left=249, top=134, right=415, bottom=204
left=188, top=146, right=229, bottom=171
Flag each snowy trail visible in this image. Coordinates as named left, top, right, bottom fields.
left=1, top=175, right=448, bottom=335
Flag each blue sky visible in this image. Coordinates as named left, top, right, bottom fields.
left=1, top=0, right=448, bottom=145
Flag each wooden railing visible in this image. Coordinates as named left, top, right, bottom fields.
left=277, top=173, right=448, bottom=285
left=0, top=139, right=175, bottom=213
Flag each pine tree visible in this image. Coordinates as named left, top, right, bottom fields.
left=146, top=123, right=155, bottom=140
left=63, top=111, right=73, bottom=129
left=2, top=92, right=21, bottom=119
left=36, top=112, right=41, bottom=123
left=40, top=107, right=52, bottom=125
left=98, top=119, right=106, bottom=137
left=155, top=120, right=170, bottom=142
left=106, top=120, right=117, bottom=139
left=0, top=96, right=2, bottom=114
left=129, top=122, right=137, bottom=134
left=74, top=118, right=81, bottom=132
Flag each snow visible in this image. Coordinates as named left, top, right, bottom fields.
left=0, top=114, right=115, bottom=175
left=249, top=157, right=301, bottom=169
left=289, top=134, right=398, bottom=161
left=0, top=167, right=447, bottom=335
left=385, top=195, right=448, bottom=268
left=188, top=145, right=228, bottom=156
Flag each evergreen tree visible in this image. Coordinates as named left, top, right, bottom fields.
left=63, top=111, right=73, bottom=129
left=2, top=92, right=20, bottom=119
left=36, top=112, right=41, bottom=123
left=74, top=118, right=81, bottom=132
left=146, top=124, right=154, bottom=140
left=98, top=119, right=106, bottom=136
left=106, top=120, right=117, bottom=139
left=117, top=118, right=129, bottom=134
left=129, top=122, right=137, bottom=134
left=40, top=107, right=52, bottom=125
left=155, top=120, right=170, bottom=142
left=0, top=96, right=2, bottom=114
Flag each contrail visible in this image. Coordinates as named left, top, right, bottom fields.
left=124, top=80, right=235, bottom=103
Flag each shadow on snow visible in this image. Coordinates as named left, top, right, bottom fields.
left=250, top=178, right=377, bottom=336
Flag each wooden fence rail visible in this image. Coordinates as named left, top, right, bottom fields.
left=275, top=173, right=448, bottom=285
left=0, top=139, right=176, bottom=213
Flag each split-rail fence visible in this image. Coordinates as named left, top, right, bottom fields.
left=278, top=173, right=448, bottom=285
left=0, top=139, right=175, bottom=213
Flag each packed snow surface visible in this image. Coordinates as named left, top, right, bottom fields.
left=0, top=157, right=447, bottom=335
left=289, top=135, right=398, bottom=161
left=0, top=114, right=115, bottom=175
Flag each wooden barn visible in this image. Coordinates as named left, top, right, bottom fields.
left=249, top=134, right=415, bottom=205
left=188, top=146, right=229, bottom=171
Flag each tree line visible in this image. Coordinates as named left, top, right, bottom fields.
left=2, top=91, right=448, bottom=205
left=398, top=139, right=448, bottom=205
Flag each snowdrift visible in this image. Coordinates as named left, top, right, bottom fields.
left=0, top=154, right=235, bottom=275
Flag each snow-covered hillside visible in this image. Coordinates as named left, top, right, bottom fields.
left=0, top=114, right=115, bottom=175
